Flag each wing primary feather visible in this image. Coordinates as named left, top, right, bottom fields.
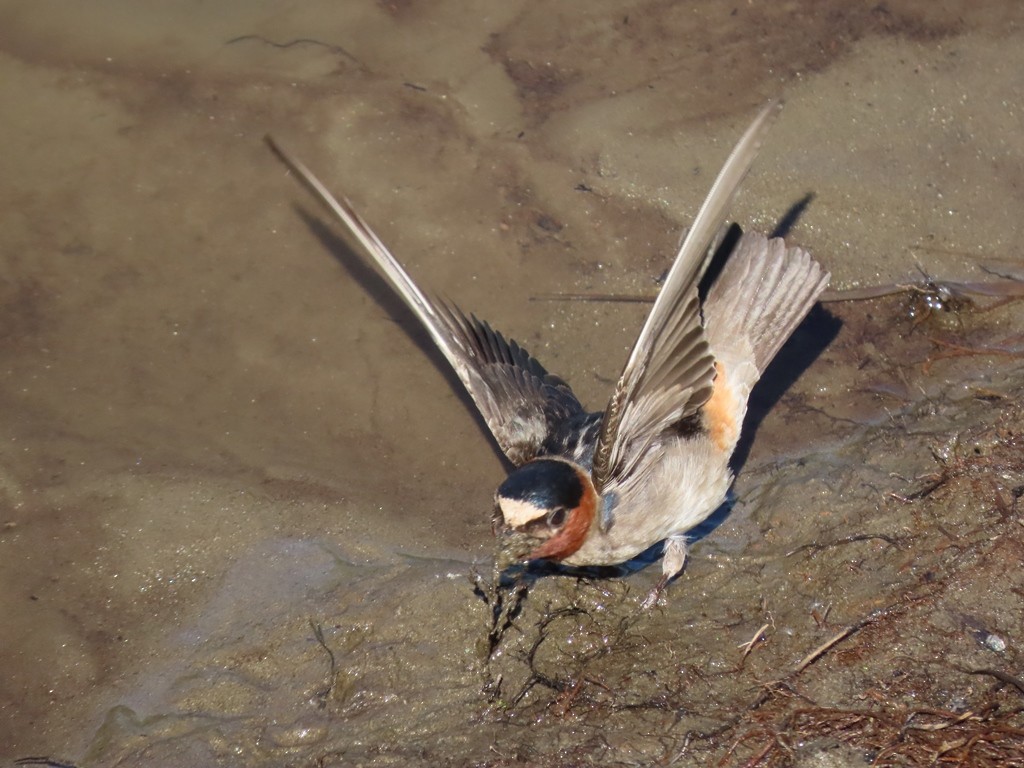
left=265, top=136, right=463, bottom=371
left=591, top=101, right=782, bottom=492
left=268, top=136, right=587, bottom=466
left=626, top=100, right=782, bottom=384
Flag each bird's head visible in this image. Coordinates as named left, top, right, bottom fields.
left=492, top=457, right=598, bottom=565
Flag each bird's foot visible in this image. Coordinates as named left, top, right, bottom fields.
left=640, top=536, right=688, bottom=609
left=640, top=575, right=670, bottom=610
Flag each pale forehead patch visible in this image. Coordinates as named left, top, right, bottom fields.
left=497, top=496, right=547, bottom=528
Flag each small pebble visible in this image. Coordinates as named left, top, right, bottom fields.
left=983, top=633, right=1007, bottom=653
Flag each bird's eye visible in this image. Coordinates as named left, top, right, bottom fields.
left=547, top=507, right=568, bottom=527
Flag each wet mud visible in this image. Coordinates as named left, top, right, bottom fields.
left=3, top=1, right=1024, bottom=766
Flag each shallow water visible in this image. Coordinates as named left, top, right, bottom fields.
left=3, top=2, right=1024, bottom=765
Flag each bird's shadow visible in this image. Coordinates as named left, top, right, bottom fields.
left=732, top=303, right=840, bottom=472
left=770, top=191, right=815, bottom=240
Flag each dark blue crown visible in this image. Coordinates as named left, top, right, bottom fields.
left=497, top=459, right=583, bottom=511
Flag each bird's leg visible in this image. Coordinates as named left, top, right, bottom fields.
left=641, top=535, right=688, bottom=609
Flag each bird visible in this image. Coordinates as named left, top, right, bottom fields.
left=267, top=101, right=829, bottom=604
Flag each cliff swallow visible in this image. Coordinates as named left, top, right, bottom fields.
left=268, top=101, right=829, bottom=602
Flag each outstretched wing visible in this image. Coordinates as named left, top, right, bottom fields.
left=268, top=137, right=585, bottom=466
left=590, top=102, right=782, bottom=494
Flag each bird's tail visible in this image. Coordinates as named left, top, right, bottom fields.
left=703, top=232, right=829, bottom=386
